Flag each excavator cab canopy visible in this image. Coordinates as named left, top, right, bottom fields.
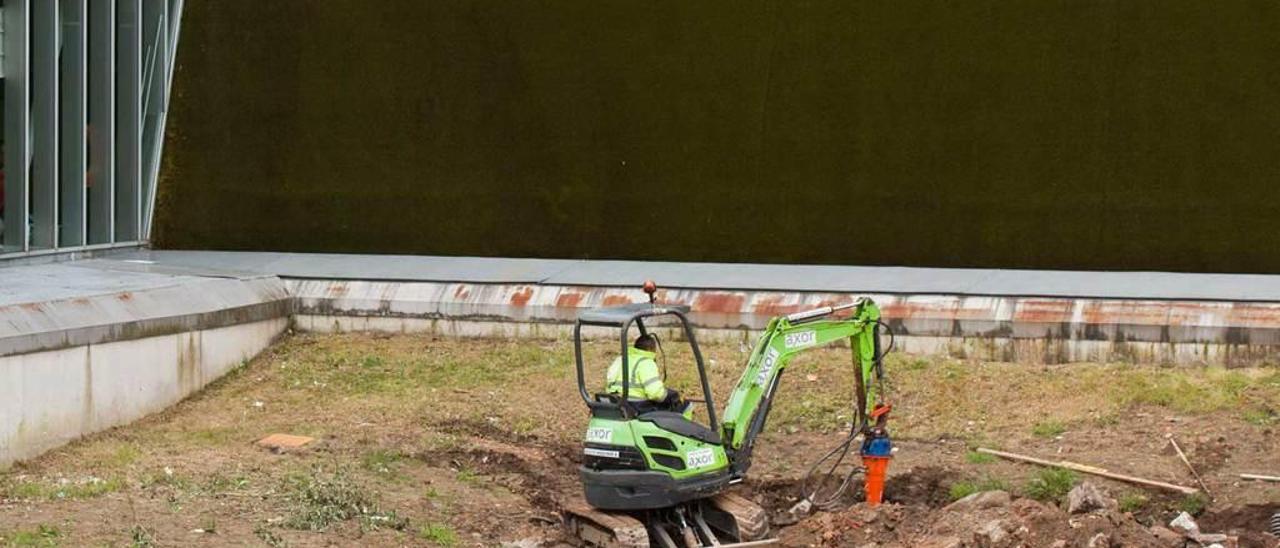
left=572, top=303, right=719, bottom=430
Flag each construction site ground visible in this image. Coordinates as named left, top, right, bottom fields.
left=1, top=332, right=1278, bottom=547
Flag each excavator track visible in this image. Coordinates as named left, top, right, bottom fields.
left=707, top=492, right=770, bottom=541
left=562, top=497, right=650, bottom=548
left=563, top=492, right=773, bottom=547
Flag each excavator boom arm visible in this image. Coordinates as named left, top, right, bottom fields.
left=719, top=299, right=882, bottom=464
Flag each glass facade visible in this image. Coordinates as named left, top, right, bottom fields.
left=0, top=0, right=181, bottom=256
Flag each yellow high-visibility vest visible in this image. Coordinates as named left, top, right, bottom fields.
left=606, top=348, right=665, bottom=401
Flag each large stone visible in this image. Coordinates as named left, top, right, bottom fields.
left=946, top=490, right=1012, bottom=512
left=1067, top=482, right=1116, bottom=514
left=1168, top=511, right=1200, bottom=536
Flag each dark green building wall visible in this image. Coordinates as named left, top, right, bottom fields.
left=154, top=1, right=1280, bottom=273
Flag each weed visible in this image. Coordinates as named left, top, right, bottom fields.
left=964, top=451, right=995, bottom=465
left=902, top=357, right=932, bottom=371
left=1242, top=408, right=1277, bottom=426
left=140, top=469, right=191, bottom=491
left=201, top=473, right=249, bottom=495
left=128, top=526, right=156, bottom=548
left=1178, top=492, right=1209, bottom=516
left=361, top=449, right=404, bottom=477
left=1031, top=420, right=1066, bottom=438
left=199, top=516, right=218, bottom=534
left=181, top=427, right=237, bottom=446
left=418, top=523, right=458, bottom=547
left=360, top=510, right=409, bottom=533
left=455, top=467, right=481, bottom=485
left=1117, top=492, right=1148, bottom=513
left=3, top=477, right=124, bottom=501
left=253, top=526, right=286, bottom=548
left=282, top=468, right=405, bottom=531
left=1091, top=413, right=1120, bottom=427
left=0, top=524, right=62, bottom=547
left=948, top=476, right=1010, bottom=501
left=1024, top=467, right=1078, bottom=504
left=96, top=443, right=142, bottom=468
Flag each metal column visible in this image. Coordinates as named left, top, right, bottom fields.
left=30, top=0, right=59, bottom=249
left=3, top=0, right=30, bottom=252
left=87, top=0, right=116, bottom=244
left=140, top=0, right=167, bottom=238
left=114, top=0, right=141, bottom=242
left=60, top=0, right=88, bottom=247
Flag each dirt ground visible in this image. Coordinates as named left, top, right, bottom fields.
left=1, top=332, right=1278, bottom=547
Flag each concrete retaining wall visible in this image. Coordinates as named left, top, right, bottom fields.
left=0, top=318, right=286, bottom=464
left=0, top=263, right=292, bottom=466
left=288, top=280, right=1280, bottom=366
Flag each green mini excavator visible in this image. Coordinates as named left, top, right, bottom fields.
left=563, top=283, right=893, bottom=547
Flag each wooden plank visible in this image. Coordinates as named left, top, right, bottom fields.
left=1168, top=436, right=1212, bottom=497
left=976, top=448, right=1200, bottom=495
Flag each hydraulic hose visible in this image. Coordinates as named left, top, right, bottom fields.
left=800, top=320, right=895, bottom=510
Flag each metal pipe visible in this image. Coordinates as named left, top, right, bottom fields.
left=784, top=300, right=861, bottom=323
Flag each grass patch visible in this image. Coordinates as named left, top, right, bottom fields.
left=2, top=477, right=123, bottom=501
left=948, top=476, right=1011, bottom=501
left=1242, top=408, right=1277, bottom=426
left=282, top=468, right=408, bottom=532
left=964, top=451, right=996, bottom=465
left=0, top=524, right=62, bottom=547
left=253, top=526, right=286, bottom=548
left=1178, top=492, right=1209, bottom=516
left=75, top=442, right=142, bottom=469
left=1031, top=420, right=1066, bottom=438
left=1024, top=467, right=1078, bottom=504
left=361, top=449, right=404, bottom=477
left=418, top=523, right=458, bottom=547
left=1118, top=492, right=1148, bottom=513
left=454, top=467, right=481, bottom=486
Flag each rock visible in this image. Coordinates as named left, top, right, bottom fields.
left=1067, top=482, right=1116, bottom=514
left=1048, top=541, right=1067, bottom=548
left=946, top=490, right=1012, bottom=512
left=789, top=498, right=813, bottom=517
left=500, top=539, right=543, bottom=548
left=1149, top=525, right=1185, bottom=546
left=1187, top=532, right=1231, bottom=545
left=975, top=519, right=1009, bottom=547
left=1087, top=532, right=1111, bottom=548
left=1169, top=511, right=1200, bottom=536
left=918, top=537, right=963, bottom=548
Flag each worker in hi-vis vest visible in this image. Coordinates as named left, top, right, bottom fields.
left=606, top=334, right=682, bottom=412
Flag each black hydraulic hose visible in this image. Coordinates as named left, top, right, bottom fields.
left=799, top=320, right=894, bottom=510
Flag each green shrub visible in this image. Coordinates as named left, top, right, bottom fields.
left=283, top=469, right=407, bottom=532
left=1117, top=492, right=1148, bottom=513
left=1024, top=467, right=1078, bottom=504
left=1178, top=492, right=1209, bottom=516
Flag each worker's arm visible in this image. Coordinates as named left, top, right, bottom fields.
left=634, top=358, right=667, bottom=401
